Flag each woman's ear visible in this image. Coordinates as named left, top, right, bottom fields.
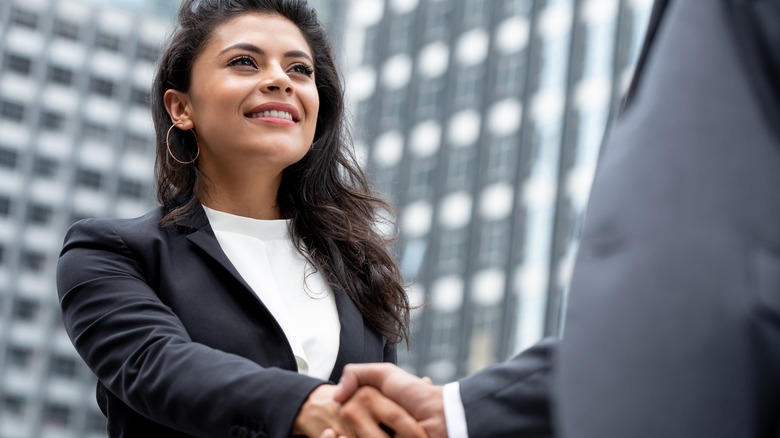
left=164, top=89, right=195, bottom=129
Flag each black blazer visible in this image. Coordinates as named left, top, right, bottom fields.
left=57, top=205, right=394, bottom=438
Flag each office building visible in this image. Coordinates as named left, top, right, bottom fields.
left=0, top=0, right=346, bottom=436
left=343, top=0, right=654, bottom=381
left=0, top=0, right=165, bottom=436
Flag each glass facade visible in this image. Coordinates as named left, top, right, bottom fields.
left=344, top=0, right=654, bottom=382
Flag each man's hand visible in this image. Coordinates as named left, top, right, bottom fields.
left=295, top=383, right=428, bottom=438
left=333, top=363, right=447, bottom=438
left=340, top=386, right=428, bottom=437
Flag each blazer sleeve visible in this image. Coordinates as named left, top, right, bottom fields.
left=57, top=219, right=324, bottom=438
left=458, top=338, right=557, bottom=438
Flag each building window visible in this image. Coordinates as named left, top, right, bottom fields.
left=49, top=355, right=78, bottom=379
left=90, top=77, right=115, bottom=97
left=95, top=32, right=121, bottom=52
left=4, top=53, right=32, bottom=76
left=0, top=244, right=5, bottom=265
left=118, top=178, right=146, bottom=201
left=1, top=100, right=26, bottom=122
left=455, top=65, right=483, bottom=108
left=2, top=394, right=25, bottom=417
left=445, top=146, right=476, bottom=191
left=463, top=0, right=490, bottom=28
left=427, top=310, right=459, bottom=379
left=478, top=219, right=510, bottom=267
left=136, top=43, right=159, bottom=63
left=426, top=2, right=453, bottom=41
left=75, top=168, right=103, bottom=189
left=408, top=156, right=436, bottom=198
left=504, top=0, right=533, bottom=17
left=21, top=250, right=47, bottom=272
left=468, top=304, right=501, bottom=370
left=83, top=122, right=110, bottom=143
left=485, top=136, right=519, bottom=183
left=353, top=100, right=372, bottom=128
left=11, top=7, right=39, bottom=29
left=54, top=19, right=81, bottom=40
left=372, top=165, right=400, bottom=196
left=438, top=228, right=468, bottom=273
left=495, top=53, right=526, bottom=96
left=416, top=77, right=445, bottom=119
left=7, top=346, right=32, bottom=368
left=26, top=203, right=53, bottom=225
left=400, top=238, right=427, bottom=279
left=130, top=88, right=149, bottom=107
left=125, top=132, right=152, bottom=153
left=388, top=14, right=414, bottom=54
left=33, top=156, right=58, bottom=177
left=43, top=403, right=71, bottom=427
left=0, top=195, right=12, bottom=216
left=0, top=147, right=19, bottom=169
left=362, top=25, right=381, bottom=66
left=380, top=91, right=406, bottom=131
left=48, top=66, right=74, bottom=86
left=41, top=111, right=65, bottom=131
left=12, top=297, right=38, bottom=321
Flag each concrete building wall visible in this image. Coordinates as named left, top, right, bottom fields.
left=0, top=0, right=165, bottom=436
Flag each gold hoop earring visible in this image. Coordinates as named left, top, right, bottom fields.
left=166, top=123, right=200, bottom=165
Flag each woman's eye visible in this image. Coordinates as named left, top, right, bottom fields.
left=228, top=56, right=256, bottom=68
left=291, top=64, right=314, bottom=77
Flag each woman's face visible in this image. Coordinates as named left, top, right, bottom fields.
left=174, top=13, right=320, bottom=175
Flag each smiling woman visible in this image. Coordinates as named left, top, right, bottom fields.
left=165, top=13, right=321, bottom=218
left=55, top=1, right=419, bottom=438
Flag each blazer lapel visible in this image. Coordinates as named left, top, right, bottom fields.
left=177, top=203, right=368, bottom=381
left=328, top=290, right=365, bottom=383
left=179, top=205, right=257, bottom=295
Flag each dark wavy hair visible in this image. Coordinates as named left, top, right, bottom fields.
left=150, top=0, right=410, bottom=344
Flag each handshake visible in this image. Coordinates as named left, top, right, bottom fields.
left=293, top=363, right=448, bottom=438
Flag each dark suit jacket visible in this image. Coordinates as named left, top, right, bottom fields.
left=459, top=0, right=780, bottom=436
left=57, top=204, right=395, bottom=438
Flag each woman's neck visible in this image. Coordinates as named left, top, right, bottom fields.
left=197, top=169, right=284, bottom=220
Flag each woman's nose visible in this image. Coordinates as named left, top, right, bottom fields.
left=260, top=65, right=293, bottom=94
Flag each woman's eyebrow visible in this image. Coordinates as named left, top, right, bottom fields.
left=219, top=43, right=314, bottom=63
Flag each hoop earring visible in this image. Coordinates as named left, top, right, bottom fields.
left=166, top=123, right=200, bottom=165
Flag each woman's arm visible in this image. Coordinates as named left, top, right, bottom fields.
left=57, top=218, right=325, bottom=438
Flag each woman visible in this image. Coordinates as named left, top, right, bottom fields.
left=56, top=0, right=418, bottom=436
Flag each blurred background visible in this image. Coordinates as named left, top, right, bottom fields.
left=0, top=0, right=653, bottom=436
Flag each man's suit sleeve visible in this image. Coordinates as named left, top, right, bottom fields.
left=458, top=338, right=556, bottom=438
left=57, top=219, right=323, bottom=438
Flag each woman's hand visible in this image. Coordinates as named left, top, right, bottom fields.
left=294, top=384, right=428, bottom=438
left=293, top=385, right=349, bottom=437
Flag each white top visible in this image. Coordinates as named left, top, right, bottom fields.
left=203, top=206, right=340, bottom=381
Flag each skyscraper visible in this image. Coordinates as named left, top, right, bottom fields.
left=0, top=0, right=345, bottom=436
left=343, top=0, right=653, bottom=382
left=0, top=0, right=166, bottom=436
